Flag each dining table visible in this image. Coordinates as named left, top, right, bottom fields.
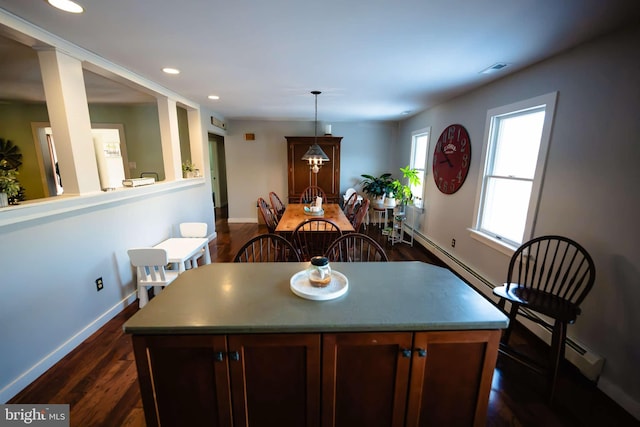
left=274, top=203, right=355, bottom=234
left=153, top=237, right=211, bottom=273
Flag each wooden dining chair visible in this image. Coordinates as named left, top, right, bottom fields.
left=299, top=185, right=326, bottom=204
left=325, top=232, right=388, bottom=262
left=234, top=233, right=300, bottom=262
left=493, top=235, right=596, bottom=402
left=343, top=191, right=359, bottom=219
left=292, top=218, right=342, bottom=261
left=179, top=222, right=208, bottom=269
left=350, top=198, right=370, bottom=233
left=257, top=197, right=279, bottom=233
left=269, top=191, right=286, bottom=221
left=127, top=248, right=180, bottom=308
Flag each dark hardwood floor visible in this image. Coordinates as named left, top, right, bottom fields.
left=9, top=208, right=639, bottom=426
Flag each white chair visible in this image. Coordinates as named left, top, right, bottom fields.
left=127, top=248, right=179, bottom=308
left=343, top=187, right=357, bottom=206
left=179, top=222, right=208, bottom=268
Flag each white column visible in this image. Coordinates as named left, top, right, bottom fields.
left=157, top=96, right=182, bottom=181
left=37, top=48, right=101, bottom=195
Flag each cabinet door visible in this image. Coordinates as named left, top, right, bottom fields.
left=133, top=335, right=232, bottom=427
left=406, top=330, right=501, bottom=427
left=322, top=332, right=413, bottom=427
left=227, top=334, right=321, bottom=427
left=286, top=136, right=341, bottom=203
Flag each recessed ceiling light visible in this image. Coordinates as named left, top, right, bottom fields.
left=162, top=67, right=180, bottom=75
left=46, top=0, right=84, bottom=13
left=208, top=95, right=220, bottom=100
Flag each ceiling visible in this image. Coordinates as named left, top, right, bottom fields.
left=0, top=0, right=639, bottom=122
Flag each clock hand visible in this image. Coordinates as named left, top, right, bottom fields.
left=440, top=153, right=454, bottom=167
left=439, top=142, right=454, bottom=167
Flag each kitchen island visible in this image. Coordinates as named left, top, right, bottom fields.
left=124, top=261, right=508, bottom=427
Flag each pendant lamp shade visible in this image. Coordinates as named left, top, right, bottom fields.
left=302, top=91, right=330, bottom=173
left=301, top=144, right=330, bottom=162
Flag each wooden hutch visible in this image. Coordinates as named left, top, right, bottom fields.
left=286, top=136, right=342, bottom=203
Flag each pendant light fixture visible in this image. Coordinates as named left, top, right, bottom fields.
left=301, top=91, right=330, bottom=174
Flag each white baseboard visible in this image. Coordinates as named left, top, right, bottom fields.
left=228, top=218, right=258, bottom=223
left=0, top=292, right=137, bottom=403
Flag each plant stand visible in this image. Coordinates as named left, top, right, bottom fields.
left=388, top=205, right=415, bottom=246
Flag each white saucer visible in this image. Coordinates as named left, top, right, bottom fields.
left=290, top=270, right=348, bottom=301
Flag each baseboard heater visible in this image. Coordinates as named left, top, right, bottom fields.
left=412, top=230, right=605, bottom=382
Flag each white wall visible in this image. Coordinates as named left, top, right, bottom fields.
left=0, top=11, right=218, bottom=402
left=398, top=24, right=640, bottom=417
left=0, top=181, right=215, bottom=402
left=224, top=120, right=398, bottom=222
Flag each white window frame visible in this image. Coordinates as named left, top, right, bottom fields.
left=470, top=92, right=558, bottom=255
left=409, top=127, right=430, bottom=209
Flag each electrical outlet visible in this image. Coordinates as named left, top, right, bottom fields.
left=451, top=239, right=456, bottom=248
left=95, top=277, right=104, bottom=291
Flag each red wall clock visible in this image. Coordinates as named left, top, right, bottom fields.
left=433, top=124, right=471, bottom=194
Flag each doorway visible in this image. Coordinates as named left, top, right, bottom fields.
left=208, top=133, right=228, bottom=218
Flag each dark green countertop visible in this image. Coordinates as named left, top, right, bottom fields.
left=123, top=261, right=508, bottom=334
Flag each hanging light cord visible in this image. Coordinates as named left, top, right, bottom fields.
left=313, top=90, right=320, bottom=143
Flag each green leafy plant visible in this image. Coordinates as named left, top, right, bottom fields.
left=360, top=173, right=393, bottom=197
left=182, top=160, right=195, bottom=173
left=389, top=165, right=421, bottom=205
left=0, top=159, right=20, bottom=199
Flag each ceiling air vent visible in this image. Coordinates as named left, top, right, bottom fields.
left=480, top=63, right=509, bottom=74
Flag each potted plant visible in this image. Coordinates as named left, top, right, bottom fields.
left=182, top=160, right=196, bottom=178
left=389, top=165, right=421, bottom=207
left=360, top=173, right=393, bottom=208
left=0, top=159, right=20, bottom=207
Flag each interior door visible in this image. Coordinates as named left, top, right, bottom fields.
left=209, top=132, right=227, bottom=208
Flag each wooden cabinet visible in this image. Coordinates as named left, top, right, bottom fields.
left=322, top=332, right=413, bottom=427
left=322, top=330, right=500, bottom=427
left=133, top=334, right=321, bottom=427
left=286, top=136, right=342, bottom=203
left=406, top=331, right=501, bottom=427
left=133, top=330, right=499, bottom=427
left=133, top=335, right=232, bottom=427
left=228, top=334, right=321, bottom=427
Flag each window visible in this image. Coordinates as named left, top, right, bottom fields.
left=410, top=128, right=430, bottom=208
left=472, top=92, right=557, bottom=251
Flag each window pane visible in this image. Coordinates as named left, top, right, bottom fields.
left=480, top=177, right=532, bottom=244
left=413, top=135, right=428, bottom=170
left=411, top=131, right=429, bottom=209
left=492, top=109, right=545, bottom=179
left=411, top=181, right=423, bottom=206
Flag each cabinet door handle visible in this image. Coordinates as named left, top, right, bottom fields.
left=415, top=348, right=427, bottom=357
left=229, top=351, right=240, bottom=361
left=400, top=348, right=412, bottom=358
left=214, top=351, right=225, bottom=362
